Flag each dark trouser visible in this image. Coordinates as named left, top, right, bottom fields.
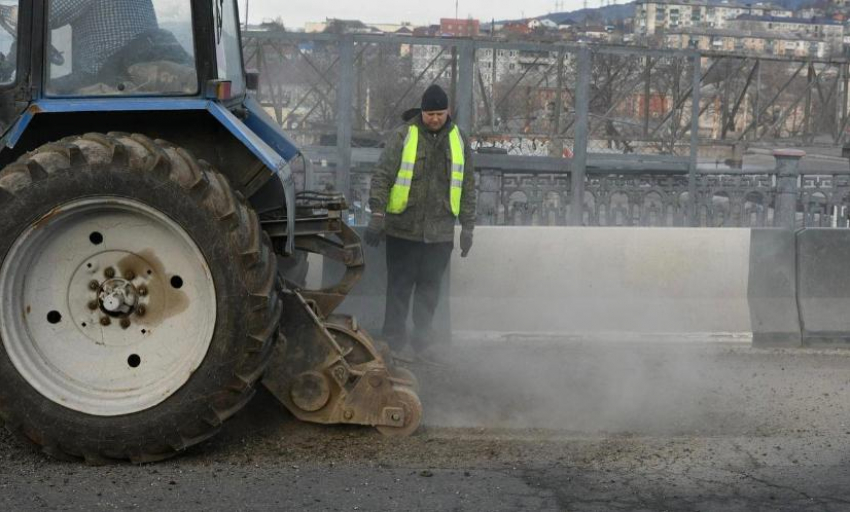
left=382, top=236, right=453, bottom=352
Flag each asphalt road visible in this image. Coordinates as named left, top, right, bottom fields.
left=3, top=338, right=850, bottom=511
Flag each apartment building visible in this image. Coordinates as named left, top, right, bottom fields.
left=728, top=15, right=844, bottom=54
left=665, top=27, right=830, bottom=58
left=635, top=0, right=786, bottom=35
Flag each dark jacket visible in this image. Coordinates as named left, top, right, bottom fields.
left=369, top=111, right=476, bottom=244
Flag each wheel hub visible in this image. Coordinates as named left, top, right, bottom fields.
left=98, top=278, right=139, bottom=316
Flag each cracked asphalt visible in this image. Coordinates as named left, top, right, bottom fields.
left=3, top=339, right=850, bottom=511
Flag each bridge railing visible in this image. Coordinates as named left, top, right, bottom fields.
left=294, top=147, right=849, bottom=228
left=242, top=31, right=850, bottom=228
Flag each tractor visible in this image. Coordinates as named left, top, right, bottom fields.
left=0, top=0, right=421, bottom=463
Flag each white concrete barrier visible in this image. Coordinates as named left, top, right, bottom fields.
left=329, top=227, right=755, bottom=338
left=450, top=227, right=752, bottom=335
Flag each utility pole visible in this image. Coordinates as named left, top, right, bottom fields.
left=243, top=0, right=250, bottom=31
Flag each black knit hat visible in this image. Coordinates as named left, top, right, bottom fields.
left=421, top=84, right=449, bottom=111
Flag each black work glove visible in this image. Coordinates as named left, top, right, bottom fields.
left=460, top=228, right=473, bottom=258
left=364, top=213, right=385, bottom=247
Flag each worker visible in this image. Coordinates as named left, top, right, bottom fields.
left=364, top=84, right=476, bottom=362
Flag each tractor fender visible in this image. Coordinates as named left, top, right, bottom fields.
left=2, top=98, right=297, bottom=254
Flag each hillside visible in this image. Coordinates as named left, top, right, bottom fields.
left=533, top=0, right=821, bottom=25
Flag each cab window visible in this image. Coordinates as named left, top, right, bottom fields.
left=45, top=0, right=197, bottom=96
left=0, top=1, right=18, bottom=84
left=214, top=0, right=245, bottom=96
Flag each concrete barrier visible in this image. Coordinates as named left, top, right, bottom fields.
left=328, top=227, right=755, bottom=340
left=797, top=229, right=850, bottom=346
left=450, top=227, right=753, bottom=335
left=747, top=229, right=800, bottom=347
left=317, top=226, right=850, bottom=347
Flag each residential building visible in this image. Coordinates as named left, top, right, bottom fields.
left=304, top=21, right=328, bottom=33
left=635, top=0, right=784, bottom=35
left=368, top=22, right=415, bottom=34
left=413, top=24, right=441, bottom=37
left=317, top=19, right=379, bottom=34
left=797, top=8, right=825, bottom=19
left=440, top=18, right=480, bottom=37
left=528, top=18, right=559, bottom=30
left=665, top=28, right=830, bottom=58
left=727, top=15, right=843, bottom=54
left=729, top=15, right=843, bottom=37
left=577, top=25, right=614, bottom=42
left=557, top=20, right=575, bottom=31
left=502, top=20, right=532, bottom=36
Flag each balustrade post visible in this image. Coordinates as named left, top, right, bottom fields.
left=477, top=169, right=501, bottom=226
left=570, top=45, right=591, bottom=226
left=774, top=149, right=805, bottom=229
left=336, top=35, right=355, bottom=197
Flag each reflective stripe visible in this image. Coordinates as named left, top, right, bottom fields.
left=448, top=126, right=465, bottom=217
left=388, top=125, right=420, bottom=214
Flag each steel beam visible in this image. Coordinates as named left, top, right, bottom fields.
left=737, top=61, right=806, bottom=141
left=689, top=55, right=701, bottom=227
left=553, top=49, right=566, bottom=156
left=456, top=41, right=475, bottom=133
left=725, top=59, right=758, bottom=137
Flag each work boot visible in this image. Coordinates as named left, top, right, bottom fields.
left=414, top=344, right=453, bottom=368
left=390, top=344, right=417, bottom=365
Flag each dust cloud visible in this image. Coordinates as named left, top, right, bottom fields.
left=413, top=337, right=848, bottom=437
left=310, top=249, right=850, bottom=438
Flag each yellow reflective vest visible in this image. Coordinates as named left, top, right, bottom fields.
left=386, top=124, right=465, bottom=216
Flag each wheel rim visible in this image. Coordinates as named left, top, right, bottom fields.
left=0, top=197, right=217, bottom=416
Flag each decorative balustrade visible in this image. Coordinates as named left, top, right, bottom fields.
left=295, top=147, right=850, bottom=229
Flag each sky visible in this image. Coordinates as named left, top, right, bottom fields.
left=238, top=0, right=589, bottom=29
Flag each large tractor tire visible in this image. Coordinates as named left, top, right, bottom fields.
left=0, top=133, right=280, bottom=463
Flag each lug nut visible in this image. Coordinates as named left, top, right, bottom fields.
left=104, top=267, right=115, bottom=279
left=391, top=413, right=401, bottom=422
left=100, top=317, right=111, bottom=326
left=87, top=301, right=98, bottom=311
left=138, top=286, right=148, bottom=297
left=120, top=318, right=131, bottom=329
left=136, top=305, right=146, bottom=317
left=125, top=270, right=135, bottom=280
left=89, top=280, right=100, bottom=291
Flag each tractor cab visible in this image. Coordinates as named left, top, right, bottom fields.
left=0, top=1, right=246, bottom=117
